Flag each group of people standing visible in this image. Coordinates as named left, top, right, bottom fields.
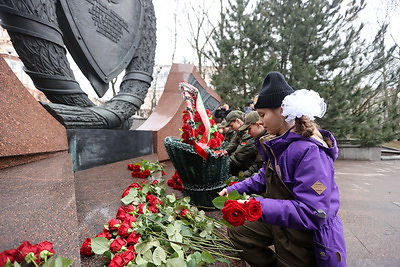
left=212, top=71, right=346, bottom=267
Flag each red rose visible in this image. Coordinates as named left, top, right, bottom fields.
left=146, top=194, right=162, bottom=206
left=126, top=231, right=141, bottom=245
left=0, top=249, right=17, bottom=266
left=120, top=249, right=135, bottom=264
left=124, top=205, right=136, bottom=213
left=121, top=187, right=131, bottom=198
left=80, top=238, right=94, bottom=257
left=110, top=237, right=126, bottom=253
left=161, top=170, right=166, bottom=176
left=142, top=169, right=151, bottom=177
left=133, top=164, right=141, bottom=172
left=245, top=198, right=263, bottom=222
left=137, top=203, right=145, bottom=214
left=128, top=183, right=142, bottom=190
left=116, top=206, right=129, bottom=221
left=167, top=179, right=174, bottom=187
left=15, top=241, right=36, bottom=263
left=131, top=171, right=141, bottom=178
left=96, top=232, right=112, bottom=240
left=209, top=138, right=219, bottom=149
left=36, top=241, right=54, bottom=254
left=229, top=181, right=238, bottom=186
left=209, top=118, right=216, bottom=125
left=123, top=215, right=137, bottom=225
left=117, top=222, right=131, bottom=237
left=148, top=205, right=159, bottom=213
left=108, top=218, right=121, bottom=231
left=205, top=109, right=211, bottom=116
left=151, top=180, right=159, bottom=185
left=109, top=254, right=124, bottom=267
left=127, top=164, right=134, bottom=170
left=179, top=209, right=191, bottom=219
left=221, top=200, right=247, bottom=227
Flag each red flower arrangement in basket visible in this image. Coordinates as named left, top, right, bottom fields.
left=179, top=82, right=226, bottom=159
left=180, top=109, right=225, bottom=150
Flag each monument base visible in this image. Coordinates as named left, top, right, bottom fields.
left=67, top=129, right=153, bottom=171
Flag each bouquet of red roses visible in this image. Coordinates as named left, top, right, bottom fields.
left=127, top=159, right=165, bottom=179
left=213, top=191, right=262, bottom=227
left=166, top=170, right=184, bottom=192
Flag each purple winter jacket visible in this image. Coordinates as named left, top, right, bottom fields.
left=227, top=129, right=346, bottom=266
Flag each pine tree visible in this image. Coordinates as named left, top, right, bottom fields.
left=209, top=0, right=273, bottom=108
left=209, top=0, right=400, bottom=145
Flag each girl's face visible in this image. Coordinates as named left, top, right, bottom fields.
left=257, top=107, right=286, bottom=135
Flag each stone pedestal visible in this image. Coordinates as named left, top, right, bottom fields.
left=0, top=57, right=68, bottom=169
left=67, top=129, right=153, bottom=171
left=0, top=153, right=81, bottom=265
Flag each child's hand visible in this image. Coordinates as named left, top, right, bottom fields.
left=218, top=188, right=229, bottom=197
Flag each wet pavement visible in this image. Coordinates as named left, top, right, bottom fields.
left=164, top=159, right=400, bottom=266
left=334, top=160, right=400, bottom=266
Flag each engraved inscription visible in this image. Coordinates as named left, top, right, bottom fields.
left=86, top=0, right=130, bottom=43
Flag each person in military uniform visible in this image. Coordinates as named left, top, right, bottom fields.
left=218, top=119, right=235, bottom=143
left=238, top=111, right=273, bottom=178
left=223, top=110, right=258, bottom=176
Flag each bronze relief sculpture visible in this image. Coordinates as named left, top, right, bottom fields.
left=0, top=0, right=156, bottom=129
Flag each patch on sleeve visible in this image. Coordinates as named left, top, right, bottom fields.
left=311, top=180, right=327, bottom=195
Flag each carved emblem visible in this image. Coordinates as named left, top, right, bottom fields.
left=58, top=0, right=144, bottom=97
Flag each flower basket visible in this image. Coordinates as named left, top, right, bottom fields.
left=164, top=137, right=229, bottom=208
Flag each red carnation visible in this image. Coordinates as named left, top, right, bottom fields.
left=80, top=238, right=94, bottom=257
left=181, top=123, right=192, bottom=133
left=221, top=200, right=247, bottom=227
left=193, top=112, right=201, bottom=122
left=245, top=198, right=263, bottom=222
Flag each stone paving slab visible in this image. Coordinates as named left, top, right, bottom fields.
left=335, top=160, right=400, bottom=266
left=75, top=158, right=400, bottom=266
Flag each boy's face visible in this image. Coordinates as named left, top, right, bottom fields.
left=229, top=119, right=242, bottom=132
left=248, top=123, right=263, bottom=138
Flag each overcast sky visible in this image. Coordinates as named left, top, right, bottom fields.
left=74, top=0, right=399, bottom=99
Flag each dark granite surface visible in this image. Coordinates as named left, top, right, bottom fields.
left=0, top=152, right=81, bottom=265
left=67, top=129, right=153, bottom=171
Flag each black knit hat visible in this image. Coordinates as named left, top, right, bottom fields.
left=254, top=71, right=295, bottom=109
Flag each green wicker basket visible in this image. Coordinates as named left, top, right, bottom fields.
left=164, top=137, right=229, bottom=208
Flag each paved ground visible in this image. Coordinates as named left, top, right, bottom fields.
left=334, top=160, right=400, bottom=266
left=164, top=159, right=400, bottom=266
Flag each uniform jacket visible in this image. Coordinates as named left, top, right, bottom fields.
left=227, top=129, right=346, bottom=266
left=227, top=130, right=258, bottom=172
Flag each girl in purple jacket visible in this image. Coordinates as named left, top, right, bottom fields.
left=219, top=72, right=346, bottom=267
